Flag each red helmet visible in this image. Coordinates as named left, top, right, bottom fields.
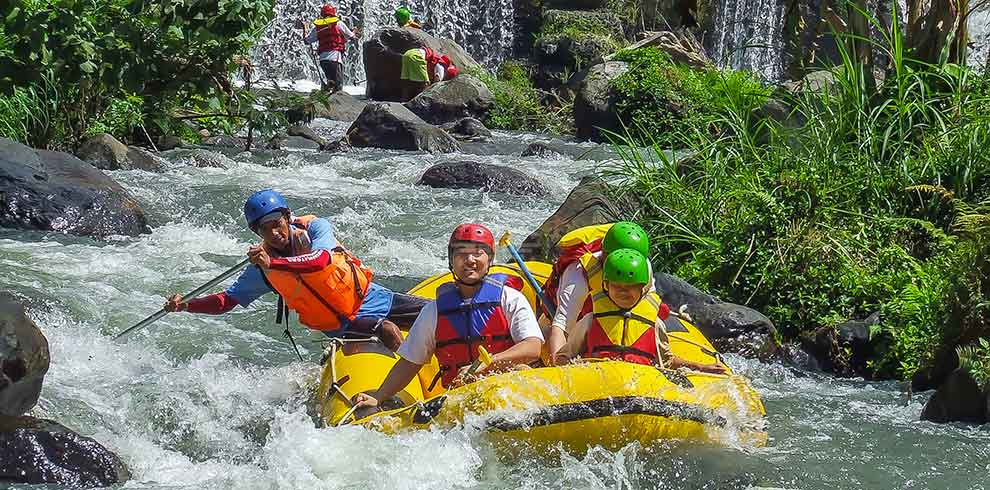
left=446, top=65, right=458, bottom=79
left=448, top=223, right=495, bottom=258
left=321, top=4, right=336, bottom=16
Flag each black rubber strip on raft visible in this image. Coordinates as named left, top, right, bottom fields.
left=482, top=396, right=727, bottom=432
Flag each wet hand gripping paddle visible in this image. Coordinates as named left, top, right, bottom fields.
left=113, top=258, right=252, bottom=340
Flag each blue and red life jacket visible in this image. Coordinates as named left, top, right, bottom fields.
left=434, top=273, right=523, bottom=388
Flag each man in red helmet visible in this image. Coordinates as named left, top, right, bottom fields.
left=352, top=224, right=544, bottom=409
left=301, top=4, right=361, bottom=93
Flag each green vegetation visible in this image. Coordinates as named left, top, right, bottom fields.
left=958, top=339, right=990, bottom=387
left=605, top=14, right=990, bottom=379
left=534, top=10, right=626, bottom=70
left=0, top=0, right=277, bottom=150
left=611, top=48, right=770, bottom=147
left=476, top=62, right=574, bottom=135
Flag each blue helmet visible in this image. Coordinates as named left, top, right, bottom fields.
left=244, top=189, right=289, bottom=229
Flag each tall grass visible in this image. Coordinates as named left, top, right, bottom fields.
left=604, top=4, right=990, bottom=379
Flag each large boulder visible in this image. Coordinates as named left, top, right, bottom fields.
left=654, top=272, right=718, bottom=310
left=572, top=61, right=629, bottom=142
left=0, top=416, right=130, bottom=487
left=0, top=138, right=149, bottom=237
left=520, top=176, right=633, bottom=261
left=346, top=102, right=460, bottom=153
left=268, top=124, right=327, bottom=150
left=417, top=161, right=547, bottom=196
left=363, top=27, right=481, bottom=102
left=405, top=75, right=495, bottom=125
left=441, top=117, right=493, bottom=142
left=314, top=91, right=369, bottom=122
left=682, top=302, right=779, bottom=358
left=920, top=369, right=988, bottom=424
left=800, top=312, right=890, bottom=378
left=0, top=294, right=49, bottom=417
left=76, top=134, right=167, bottom=172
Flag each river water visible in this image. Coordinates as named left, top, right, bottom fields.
left=2, top=121, right=989, bottom=489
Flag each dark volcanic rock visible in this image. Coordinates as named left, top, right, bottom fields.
left=572, top=61, right=629, bottom=142
left=202, top=135, right=247, bottom=149
left=346, top=102, right=460, bottom=153
left=418, top=161, right=548, bottom=196
left=314, top=91, right=369, bottom=122
left=801, top=312, right=888, bottom=378
left=441, top=117, right=493, bottom=142
left=520, top=142, right=568, bottom=159
left=921, top=369, right=989, bottom=424
left=520, top=176, right=632, bottom=261
left=76, top=134, right=167, bottom=172
left=0, top=416, right=130, bottom=487
left=405, top=75, right=494, bottom=124
left=0, top=293, right=49, bottom=417
left=654, top=272, right=718, bottom=311
left=363, top=27, right=481, bottom=101
left=682, top=302, right=779, bottom=358
left=0, top=138, right=149, bottom=237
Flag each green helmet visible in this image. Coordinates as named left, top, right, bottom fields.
left=602, top=221, right=649, bottom=257
left=603, top=249, right=651, bottom=285
left=394, top=6, right=411, bottom=25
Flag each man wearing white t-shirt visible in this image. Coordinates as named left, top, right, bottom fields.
left=353, top=224, right=543, bottom=409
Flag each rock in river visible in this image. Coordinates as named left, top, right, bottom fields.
left=346, top=102, right=460, bottom=153
left=405, top=75, right=494, bottom=125
left=417, top=161, right=547, bottom=196
left=0, top=137, right=150, bottom=237
left=0, top=293, right=49, bottom=417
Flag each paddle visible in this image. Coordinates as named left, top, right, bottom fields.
left=463, top=345, right=493, bottom=379
left=113, top=258, right=252, bottom=340
left=497, top=232, right=556, bottom=319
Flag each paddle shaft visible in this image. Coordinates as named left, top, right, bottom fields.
left=503, top=242, right=556, bottom=319
left=114, top=258, right=252, bottom=340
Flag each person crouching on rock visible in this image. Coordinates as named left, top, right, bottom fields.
left=558, top=248, right=727, bottom=374
left=399, top=48, right=455, bottom=101
left=163, top=189, right=427, bottom=351
left=351, top=224, right=544, bottom=409
left=394, top=6, right=421, bottom=28
left=301, top=4, right=360, bottom=93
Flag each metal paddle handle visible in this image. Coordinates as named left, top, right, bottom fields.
left=113, top=257, right=252, bottom=340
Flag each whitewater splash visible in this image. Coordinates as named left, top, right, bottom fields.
left=251, top=0, right=515, bottom=87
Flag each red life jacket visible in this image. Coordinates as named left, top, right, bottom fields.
left=581, top=290, right=670, bottom=366
left=433, top=273, right=523, bottom=388
left=315, top=18, right=346, bottom=53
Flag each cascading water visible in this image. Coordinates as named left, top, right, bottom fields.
left=709, top=0, right=787, bottom=81
left=251, top=0, right=515, bottom=88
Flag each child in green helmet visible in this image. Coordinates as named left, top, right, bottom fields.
left=559, top=248, right=727, bottom=374
left=394, top=6, right=421, bottom=28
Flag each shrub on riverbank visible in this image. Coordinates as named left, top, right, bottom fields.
left=610, top=48, right=770, bottom=146
left=606, top=37, right=990, bottom=379
left=477, top=62, right=574, bottom=135
left=0, top=0, right=276, bottom=149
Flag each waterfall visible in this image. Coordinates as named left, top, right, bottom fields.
left=709, top=0, right=787, bottom=81
left=250, top=0, right=515, bottom=88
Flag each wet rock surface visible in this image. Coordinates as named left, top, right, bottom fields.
left=417, top=161, right=547, bottom=196
left=0, top=416, right=131, bottom=487
left=921, top=369, right=989, bottom=424
left=363, top=27, right=481, bottom=102
left=405, top=75, right=494, bottom=125
left=346, top=102, right=460, bottom=153
left=441, top=118, right=493, bottom=142
left=0, top=293, right=49, bottom=417
left=0, top=138, right=150, bottom=237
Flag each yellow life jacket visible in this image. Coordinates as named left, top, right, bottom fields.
left=262, top=215, right=373, bottom=331
left=582, top=289, right=664, bottom=365
left=544, top=223, right=613, bottom=310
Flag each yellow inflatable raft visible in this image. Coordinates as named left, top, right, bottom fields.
left=315, top=262, right=767, bottom=451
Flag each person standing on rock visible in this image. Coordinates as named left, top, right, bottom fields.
left=351, top=224, right=544, bottom=409
left=301, top=4, right=361, bottom=93
left=163, top=189, right=426, bottom=351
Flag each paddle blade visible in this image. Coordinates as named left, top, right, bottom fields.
left=497, top=231, right=512, bottom=248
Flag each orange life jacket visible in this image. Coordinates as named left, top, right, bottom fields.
left=262, top=215, right=373, bottom=331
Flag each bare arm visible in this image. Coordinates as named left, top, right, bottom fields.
left=486, top=337, right=542, bottom=371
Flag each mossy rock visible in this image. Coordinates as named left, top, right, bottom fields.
left=535, top=10, right=626, bottom=69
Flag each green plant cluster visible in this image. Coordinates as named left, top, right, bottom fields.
left=610, top=48, right=771, bottom=147
left=0, top=0, right=276, bottom=149
left=959, top=338, right=990, bottom=388
left=534, top=9, right=625, bottom=71
left=476, top=63, right=574, bottom=135
left=605, top=22, right=990, bottom=379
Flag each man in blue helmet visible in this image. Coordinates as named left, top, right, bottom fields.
left=164, top=189, right=426, bottom=350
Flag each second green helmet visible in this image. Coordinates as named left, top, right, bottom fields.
left=603, top=221, right=649, bottom=258
left=603, top=249, right=651, bottom=285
